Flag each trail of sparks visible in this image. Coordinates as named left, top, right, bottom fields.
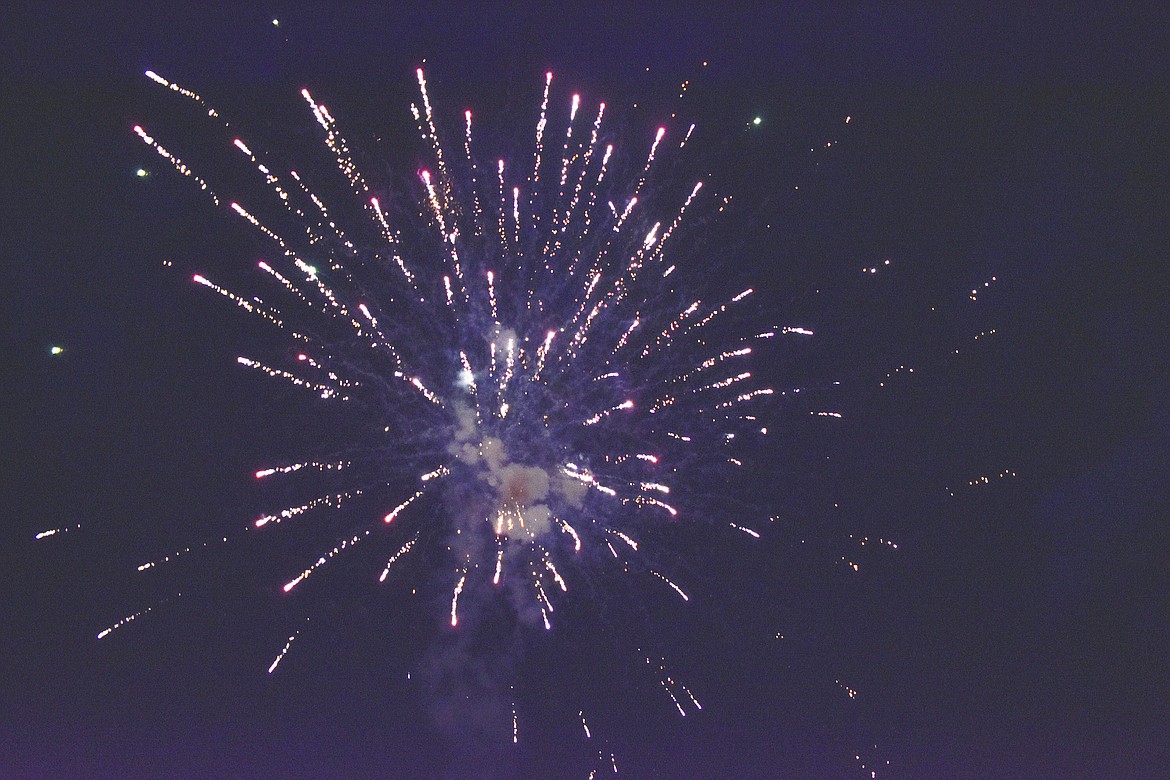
left=97, top=593, right=180, bottom=639
left=34, top=523, right=81, bottom=540
left=450, top=572, right=467, bottom=627
left=378, top=534, right=420, bottom=582
left=137, top=533, right=231, bottom=571
left=650, top=570, right=689, bottom=602
left=282, top=530, right=372, bottom=593
left=644, top=654, right=701, bottom=717
left=512, top=689, right=519, bottom=744
left=267, top=622, right=307, bottom=674
left=255, top=460, right=349, bottom=479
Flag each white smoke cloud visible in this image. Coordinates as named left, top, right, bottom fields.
left=447, top=402, right=559, bottom=541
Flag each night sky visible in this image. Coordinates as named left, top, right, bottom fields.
left=3, top=3, right=1169, bottom=778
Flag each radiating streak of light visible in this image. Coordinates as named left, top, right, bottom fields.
left=137, top=534, right=230, bottom=571
left=729, top=523, right=760, bottom=538
left=34, top=523, right=81, bottom=540
left=97, top=593, right=180, bottom=639
left=97, top=605, right=154, bottom=639
left=282, top=530, right=371, bottom=592
left=650, top=570, right=689, bottom=601
left=450, top=572, right=467, bottom=626
left=493, top=547, right=504, bottom=584
left=267, top=623, right=305, bottom=674
left=191, top=273, right=296, bottom=336
left=378, top=535, right=419, bottom=582
left=610, top=529, right=638, bottom=552
left=256, top=487, right=366, bottom=528
left=384, top=490, right=424, bottom=523
left=255, top=460, right=348, bottom=479
left=558, top=519, right=582, bottom=552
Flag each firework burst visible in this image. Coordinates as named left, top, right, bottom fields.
left=116, top=66, right=812, bottom=746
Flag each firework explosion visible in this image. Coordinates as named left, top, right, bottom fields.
left=110, top=66, right=813, bottom=751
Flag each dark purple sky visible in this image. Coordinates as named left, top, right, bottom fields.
left=3, top=3, right=1168, bottom=777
